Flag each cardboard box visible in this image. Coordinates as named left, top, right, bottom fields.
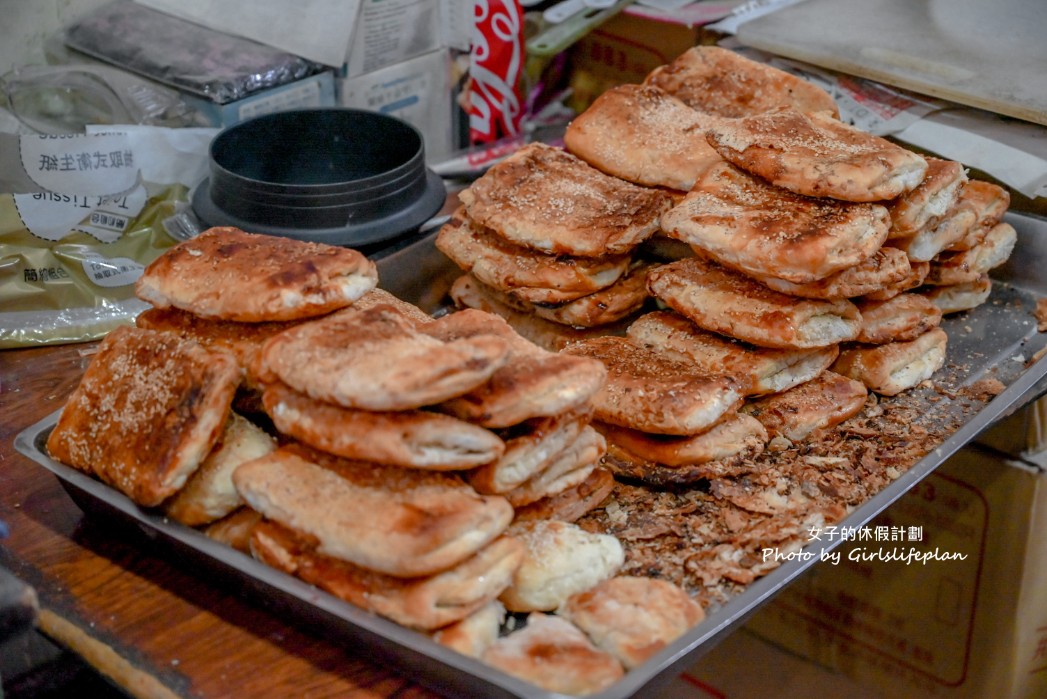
left=564, top=11, right=708, bottom=113
left=666, top=629, right=886, bottom=698
left=184, top=71, right=337, bottom=128
left=976, top=397, right=1047, bottom=463
left=336, top=49, right=457, bottom=164
left=746, top=445, right=1047, bottom=699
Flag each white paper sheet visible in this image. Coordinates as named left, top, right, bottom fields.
left=897, top=112, right=1047, bottom=200
left=726, top=41, right=1047, bottom=200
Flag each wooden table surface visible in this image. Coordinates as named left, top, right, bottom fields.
left=1, top=342, right=446, bottom=699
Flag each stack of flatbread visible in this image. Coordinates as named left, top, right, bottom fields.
left=560, top=334, right=769, bottom=486
left=436, top=45, right=1019, bottom=670
left=235, top=442, right=525, bottom=631
left=48, top=227, right=382, bottom=530
left=440, top=141, right=672, bottom=351
left=413, top=308, right=615, bottom=524
left=137, top=228, right=627, bottom=632
left=630, top=46, right=1015, bottom=319
left=901, top=176, right=1015, bottom=314
left=644, top=65, right=1014, bottom=401
left=542, top=44, right=1014, bottom=485
left=437, top=568, right=703, bottom=695
left=458, top=569, right=703, bottom=695
left=133, top=226, right=380, bottom=414
left=431, top=516, right=705, bottom=694
left=58, top=228, right=711, bottom=670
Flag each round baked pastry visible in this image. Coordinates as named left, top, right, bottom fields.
left=560, top=575, right=705, bottom=669
left=135, top=227, right=377, bottom=322
left=706, top=107, right=928, bottom=202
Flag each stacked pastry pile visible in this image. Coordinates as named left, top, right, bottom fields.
left=558, top=334, right=769, bottom=487
left=553, top=47, right=1018, bottom=487
left=438, top=142, right=672, bottom=351
left=456, top=45, right=1015, bottom=600
left=48, top=227, right=380, bottom=529
left=667, top=108, right=1014, bottom=394
left=47, top=227, right=711, bottom=697
left=241, top=293, right=705, bottom=691
left=897, top=173, right=1015, bottom=314
left=48, top=229, right=522, bottom=631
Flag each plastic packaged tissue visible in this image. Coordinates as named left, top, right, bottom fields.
left=0, top=126, right=216, bottom=348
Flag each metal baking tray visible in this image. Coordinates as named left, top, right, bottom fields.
left=15, top=212, right=1047, bottom=699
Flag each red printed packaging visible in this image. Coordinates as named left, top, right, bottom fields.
left=467, top=0, right=525, bottom=144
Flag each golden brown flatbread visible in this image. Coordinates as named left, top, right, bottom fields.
left=920, top=276, right=993, bottom=315
left=135, top=307, right=301, bottom=388
left=135, top=227, right=378, bottom=322
left=233, top=443, right=514, bottom=577
left=457, top=142, right=672, bottom=257
left=512, top=467, right=616, bottom=524
left=452, top=263, right=653, bottom=329
left=424, top=309, right=607, bottom=428
left=646, top=257, right=862, bottom=349
left=504, top=426, right=606, bottom=508
left=946, top=180, right=1011, bottom=251
left=560, top=576, right=705, bottom=670
left=251, top=520, right=524, bottom=631
left=600, top=439, right=761, bottom=486
left=256, top=303, right=509, bottom=411
left=561, top=335, right=746, bottom=435
left=448, top=274, right=632, bottom=350
left=432, top=601, right=506, bottom=658
left=750, top=246, right=912, bottom=300
left=261, top=381, right=505, bottom=470
left=163, top=412, right=276, bottom=526
left=594, top=412, right=767, bottom=467
left=860, top=259, right=930, bottom=302
left=924, top=222, right=1017, bottom=286
left=660, top=162, right=890, bottom=283
left=468, top=409, right=592, bottom=495
left=893, top=206, right=978, bottom=262
left=435, top=208, right=631, bottom=304
left=563, top=83, right=725, bottom=191
left=500, top=520, right=624, bottom=613
left=644, top=45, right=839, bottom=118
left=47, top=326, right=240, bottom=507
left=627, top=310, right=839, bottom=395
left=481, top=613, right=625, bottom=695
left=887, top=157, right=968, bottom=237
left=741, top=370, right=868, bottom=441
left=524, top=261, right=656, bottom=329
left=706, top=107, right=928, bottom=202
left=832, top=327, right=948, bottom=396
left=855, top=293, right=943, bottom=345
